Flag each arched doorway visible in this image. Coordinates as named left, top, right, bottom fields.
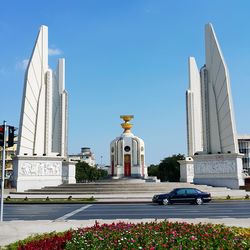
left=124, top=154, right=131, bottom=177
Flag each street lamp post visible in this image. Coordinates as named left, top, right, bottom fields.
left=0, top=121, right=6, bottom=222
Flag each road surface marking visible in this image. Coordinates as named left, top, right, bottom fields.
left=55, top=205, right=92, bottom=221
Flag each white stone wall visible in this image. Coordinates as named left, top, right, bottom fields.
left=179, top=158, right=194, bottom=183
left=14, top=156, right=75, bottom=191
left=193, top=153, right=244, bottom=189
left=62, top=161, right=76, bottom=184
left=14, top=156, right=63, bottom=192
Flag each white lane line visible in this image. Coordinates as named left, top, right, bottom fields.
left=55, top=205, right=92, bottom=221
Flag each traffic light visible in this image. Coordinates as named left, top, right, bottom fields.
left=8, top=126, right=16, bottom=148
left=0, top=125, right=4, bottom=147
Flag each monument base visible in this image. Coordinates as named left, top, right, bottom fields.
left=62, top=161, right=76, bottom=184
left=111, top=165, right=148, bottom=179
left=13, top=156, right=76, bottom=192
left=178, top=157, right=194, bottom=183
left=192, top=153, right=244, bottom=189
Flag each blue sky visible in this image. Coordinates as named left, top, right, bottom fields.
left=0, top=1, right=250, bottom=165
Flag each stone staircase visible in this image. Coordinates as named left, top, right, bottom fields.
left=10, top=179, right=248, bottom=198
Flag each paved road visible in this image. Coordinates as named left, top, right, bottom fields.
left=3, top=200, right=250, bottom=221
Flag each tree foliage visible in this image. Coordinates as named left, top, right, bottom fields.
left=75, top=162, right=108, bottom=182
left=148, top=164, right=160, bottom=179
left=148, top=154, right=185, bottom=182
left=159, top=154, right=185, bottom=181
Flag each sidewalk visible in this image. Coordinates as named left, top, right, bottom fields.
left=1, top=218, right=250, bottom=247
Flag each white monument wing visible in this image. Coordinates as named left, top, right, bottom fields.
left=17, top=26, right=48, bottom=156
left=186, top=57, right=203, bottom=156
left=204, top=23, right=238, bottom=154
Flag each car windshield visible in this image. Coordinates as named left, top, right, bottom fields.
left=170, top=189, right=177, bottom=195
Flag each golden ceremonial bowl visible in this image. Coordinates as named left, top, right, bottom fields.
left=121, top=123, right=133, bottom=130
left=120, top=115, right=134, bottom=122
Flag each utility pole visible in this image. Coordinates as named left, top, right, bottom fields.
left=0, top=121, right=6, bottom=222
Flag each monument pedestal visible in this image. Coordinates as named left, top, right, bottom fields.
left=62, top=161, right=76, bottom=184
left=112, top=165, right=148, bottom=178
left=178, top=157, right=194, bottom=183
left=192, top=153, right=244, bottom=189
left=13, top=156, right=76, bottom=192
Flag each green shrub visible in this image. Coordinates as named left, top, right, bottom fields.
left=65, top=221, right=250, bottom=250
left=5, top=221, right=250, bottom=250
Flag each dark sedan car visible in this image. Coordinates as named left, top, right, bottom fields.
left=152, top=188, right=211, bottom=205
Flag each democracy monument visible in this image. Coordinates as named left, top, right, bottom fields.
left=179, top=23, right=244, bottom=189
left=13, top=25, right=75, bottom=192
left=110, top=115, right=147, bottom=178
left=12, top=23, right=247, bottom=192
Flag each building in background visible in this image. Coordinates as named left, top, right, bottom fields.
left=0, top=143, right=16, bottom=176
left=69, top=147, right=96, bottom=166
left=238, top=135, right=250, bottom=175
left=0, top=136, right=17, bottom=187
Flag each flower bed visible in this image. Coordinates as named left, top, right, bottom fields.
left=5, top=221, right=250, bottom=250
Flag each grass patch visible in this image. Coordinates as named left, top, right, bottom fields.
left=4, top=196, right=95, bottom=204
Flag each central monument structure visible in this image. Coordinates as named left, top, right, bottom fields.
left=13, top=25, right=75, bottom=192
left=110, top=115, right=147, bottom=178
left=180, top=23, right=244, bottom=189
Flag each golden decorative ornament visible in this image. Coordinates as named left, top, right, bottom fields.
left=120, top=115, right=134, bottom=133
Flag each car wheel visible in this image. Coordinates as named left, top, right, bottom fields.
left=195, top=197, right=203, bottom=205
left=162, top=198, right=170, bottom=205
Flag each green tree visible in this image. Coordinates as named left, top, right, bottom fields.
left=148, top=164, right=160, bottom=179
left=75, top=162, right=108, bottom=182
left=158, top=154, right=185, bottom=182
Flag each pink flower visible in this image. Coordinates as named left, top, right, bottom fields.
left=190, top=235, right=197, bottom=241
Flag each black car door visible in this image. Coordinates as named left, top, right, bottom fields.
left=170, top=189, right=187, bottom=203
left=185, top=189, right=197, bottom=203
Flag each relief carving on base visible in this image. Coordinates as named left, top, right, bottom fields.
left=195, top=160, right=236, bottom=175
left=20, top=161, right=61, bottom=176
